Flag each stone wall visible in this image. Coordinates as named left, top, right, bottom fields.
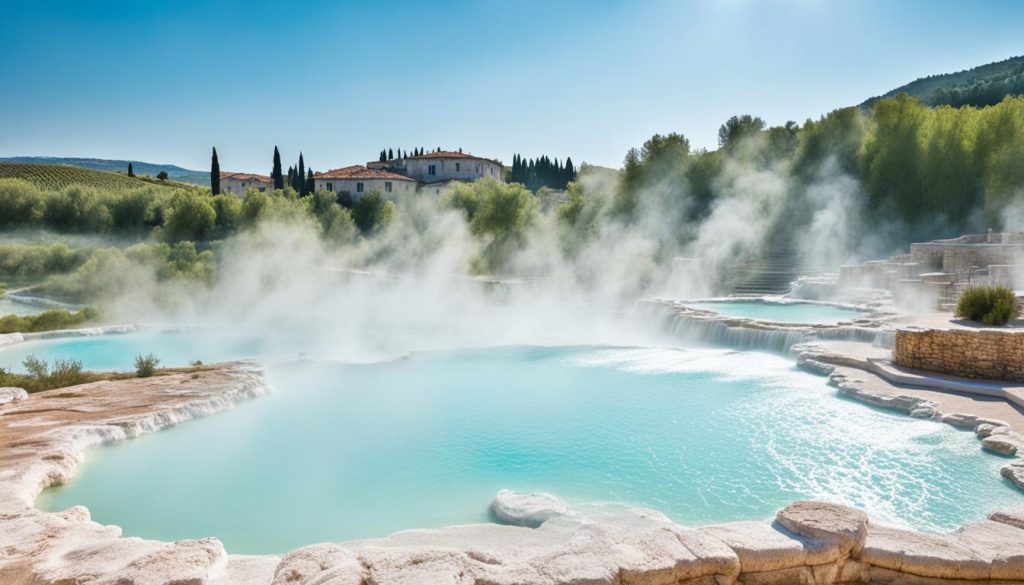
left=894, top=327, right=1024, bottom=382
left=909, top=242, right=1024, bottom=272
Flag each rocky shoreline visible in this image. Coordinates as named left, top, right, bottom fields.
left=1, top=359, right=1024, bottom=583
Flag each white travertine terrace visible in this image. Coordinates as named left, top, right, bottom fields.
left=1, top=360, right=1024, bottom=583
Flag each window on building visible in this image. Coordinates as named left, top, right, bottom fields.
left=455, top=162, right=460, bottom=172
left=385, top=181, right=392, bottom=193
left=356, top=182, right=364, bottom=193
left=326, top=182, right=333, bottom=192
left=258, top=187, right=265, bottom=192
left=428, top=164, right=436, bottom=176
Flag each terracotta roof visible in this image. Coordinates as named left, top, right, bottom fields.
left=220, top=172, right=272, bottom=183
left=315, top=165, right=415, bottom=181
left=406, top=150, right=501, bottom=164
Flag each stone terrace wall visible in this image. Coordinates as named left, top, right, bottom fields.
left=894, top=327, right=1024, bottom=382
left=909, top=242, right=1024, bottom=272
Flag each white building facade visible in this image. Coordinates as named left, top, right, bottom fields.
left=313, top=165, right=416, bottom=200
left=367, top=151, right=504, bottom=186
left=220, top=172, right=273, bottom=196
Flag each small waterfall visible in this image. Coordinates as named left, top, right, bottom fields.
left=664, top=312, right=810, bottom=353
left=638, top=300, right=894, bottom=354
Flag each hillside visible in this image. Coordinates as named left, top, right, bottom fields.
left=861, top=55, right=1024, bottom=109
left=0, top=162, right=197, bottom=192
left=0, top=156, right=208, bottom=185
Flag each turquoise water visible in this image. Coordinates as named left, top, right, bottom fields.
left=691, top=301, right=864, bottom=324
left=25, top=336, right=1021, bottom=554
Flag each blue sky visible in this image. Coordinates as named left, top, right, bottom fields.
left=1, top=0, right=1023, bottom=173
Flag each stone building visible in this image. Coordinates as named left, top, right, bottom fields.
left=220, top=172, right=274, bottom=196
left=313, top=165, right=417, bottom=200
left=835, top=231, right=1024, bottom=310
left=367, top=150, right=504, bottom=189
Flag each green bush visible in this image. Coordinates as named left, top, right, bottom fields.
left=134, top=353, right=160, bottom=377
left=352, top=192, right=396, bottom=234
left=956, top=285, right=1020, bottom=325
left=0, top=243, right=91, bottom=286
left=2, top=354, right=90, bottom=392
left=162, top=191, right=216, bottom=240
left=0, top=307, right=98, bottom=334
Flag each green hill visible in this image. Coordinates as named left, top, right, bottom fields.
left=861, top=55, right=1024, bottom=109
left=0, top=156, right=209, bottom=185
left=0, top=162, right=198, bottom=192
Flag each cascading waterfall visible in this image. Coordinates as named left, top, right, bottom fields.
left=638, top=300, right=894, bottom=353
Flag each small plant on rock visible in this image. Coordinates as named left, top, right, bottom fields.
left=956, top=285, right=1020, bottom=326
left=134, top=353, right=160, bottom=378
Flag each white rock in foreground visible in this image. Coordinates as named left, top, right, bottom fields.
left=490, top=489, right=572, bottom=527
left=0, top=387, right=28, bottom=406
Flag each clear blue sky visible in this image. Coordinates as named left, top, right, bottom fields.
left=2, top=0, right=1022, bottom=173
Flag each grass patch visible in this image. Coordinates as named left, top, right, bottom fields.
left=956, top=285, right=1021, bottom=325
left=0, top=307, right=98, bottom=334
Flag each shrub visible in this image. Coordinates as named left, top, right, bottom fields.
left=49, top=358, right=86, bottom=388
left=162, top=191, right=216, bottom=241
left=134, top=353, right=160, bottom=377
left=5, top=354, right=89, bottom=392
left=351, top=192, right=395, bottom=234
left=956, top=285, right=1020, bottom=325
left=0, top=307, right=98, bottom=334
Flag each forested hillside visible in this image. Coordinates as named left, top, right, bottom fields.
left=862, top=55, right=1024, bottom=108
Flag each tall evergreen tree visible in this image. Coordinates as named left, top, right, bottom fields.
left=388, top=148, right=394, bottom=160
left=127, top=162, right=134, bottom=177
left=306, top=168, right=315, bottom=194
left=211, top=147, right=221, bottom=195
left=297, top=153, right=306, bottom=196
left=380, top=149, right=387, bottom=162
left=272, top=146, right=284, bottom=190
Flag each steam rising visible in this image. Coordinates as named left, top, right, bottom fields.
left=85, top=129, right=1015, bottom=359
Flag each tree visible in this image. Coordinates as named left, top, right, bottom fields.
left=210, top=148, right=220, bottom=195
left=298, top=153, right=307, bottom=196
left=306, top=168, right=314, bottom=194
left=157, top=171, right=169, bottom=181
left=388, top=148, right=394, bottom=160
left=127, top=162, right=134, bottom=177
left=352, top=192, right=395, bottom=233
left=272, top=146, right=284, bottom=190
left=717, top=114, right=766, bottom=148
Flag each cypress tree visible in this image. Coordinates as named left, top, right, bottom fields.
left=127, top=162, right=134, bottom=177
left=210, top=147, right=221, bottom=195
left=272, top=146, right=284, bottom=190
left=306, top=168, right=314, bottom=194
left=380, top=149, right=387, bottom=162
left=298, top=153, right=306, bottom=196
left=388, top=148, right=394, bottom=160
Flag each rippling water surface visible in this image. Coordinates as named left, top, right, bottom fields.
left=21, top=336, right=1021, bottom=553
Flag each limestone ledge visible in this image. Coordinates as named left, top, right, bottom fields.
left=2, top=362, right=1024, bottom=584
left=642, top=298, right=899, bottom=353
left=795, top=344, right=1024, bottom=494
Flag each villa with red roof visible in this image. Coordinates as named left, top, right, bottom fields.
left=312, top=165, right=417, bottom=200
left=220, top=172, right=273, bottom=196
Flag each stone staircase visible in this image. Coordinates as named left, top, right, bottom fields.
left=727, top=248, right=806, bottom=295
